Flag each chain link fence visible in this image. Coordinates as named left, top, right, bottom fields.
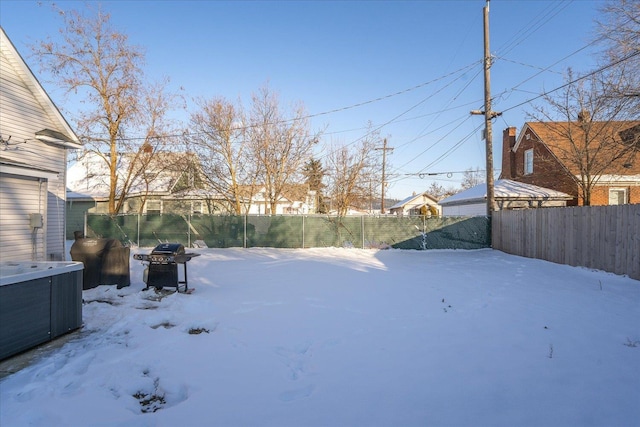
left=77, top=214, right=490, bottom=250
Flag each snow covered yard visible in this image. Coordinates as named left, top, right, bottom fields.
left=1, top=247, right=639, bottom=427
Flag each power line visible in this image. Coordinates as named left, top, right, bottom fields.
left=386, top=3, right=636, bottom=187
left=78, top=37, right=640, bottom=183
left=302, top=61, right=479, bottom=120
left=397, top=45, right=640, bottom=180
left=315, top=61, right=482, bottom=163
left=83, top=61, right=479, bottom=144
left=369, top=2, right=603, bottom=177
left=405, top=169, right=487, bottom=178
left=393, top=115, right=476, bottom=172
left=416, top=122, right=484, bottom=174
left=495, top=0, right=574, bottom=59
left=500, top=49, right=640, bottom=115
left=495, top=39, right=601, bottom=98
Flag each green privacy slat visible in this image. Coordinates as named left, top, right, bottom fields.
left=85, top=214, right=490, bottom=250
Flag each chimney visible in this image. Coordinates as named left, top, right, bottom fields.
left=141, top=142, right=153, bottom=154
left=501, top=127, right=517, bottom=179
left=577, top=110, right=591, bottom=122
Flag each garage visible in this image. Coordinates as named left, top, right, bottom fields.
left=0, top=163, right=54, bottom=261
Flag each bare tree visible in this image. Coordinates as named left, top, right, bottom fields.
left=33, top=5, right=181, bottom=214
left=325, top=133, right=380, bottom=217
left=596, top=0, right=640, bottom=114
left=189, top=97, right=256, bottom=214
left=599, top=0, right=640, bottom=56
left=460, top=167, right=485, bottom=190
left=529, top=70, right=638, bottom=205
left=247, top=84, right=319, bottom=214
left=119, top=80, right=186, bottom=214
left=426, top=181, right=457, bottom=200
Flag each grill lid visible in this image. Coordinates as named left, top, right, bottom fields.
left=134, top=243, right=200, bottom=264
left=151, top=243, right=185, bottom=255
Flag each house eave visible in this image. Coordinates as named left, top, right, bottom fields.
left=441, top=195, right=572, bottom=207
left=440, top=197, right=486, bottom=207
left=1, top=28, right=81, bottom=147
left=1, top=158, right=59, bottom=180
left=35, top=129, right=82, bottom=149
left=590, top=174, right=640, bottom=186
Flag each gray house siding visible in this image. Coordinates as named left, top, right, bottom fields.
left=0, top=174, right=47, bottom=259
left=1, top=27, right=79, bottom=261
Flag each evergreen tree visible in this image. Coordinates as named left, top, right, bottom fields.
left=303, top=159, right=328, bottom=213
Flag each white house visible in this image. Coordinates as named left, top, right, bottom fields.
left=0, top=27, right=82, bottom=261
left=439, top=179, right=573, bottom=217
left=66, top=152, right=317, bottom=234
left=239, top=185, right=316, bottom=215
left=388, top=192, right=441, bottom=216
left=67, top=151, right=212, bottom=208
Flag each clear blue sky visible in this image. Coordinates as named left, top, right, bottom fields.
left=1, top=0, right=605, bottom=199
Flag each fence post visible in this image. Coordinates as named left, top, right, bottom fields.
left=188, top=214, right=191, bottom=248
left=361, top=216, right=365, bottom=249
left=423, top=215, right=427, bottom=250
left=302, top=215, right=305, bottom=249
left=243, top=214, right=247, bottom=248
left=137, top=214, right=141, bottom=247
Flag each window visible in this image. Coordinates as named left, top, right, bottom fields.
left=524, top=149, right=533, bottom=175
left=145, top=200, right=162, bottom=215
left=619, top=126, right=640, bottom=150
left=609, top=188, right=627, bottom=205
left=192, top=201, right=203, bottom=215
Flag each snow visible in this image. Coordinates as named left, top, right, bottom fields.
left=439, top=179, right=573, bottom=205
left=1, top=247, right=639, bottom=426
left=67, top=152, right=177, bottom=199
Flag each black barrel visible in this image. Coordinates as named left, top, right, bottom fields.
left=70, top=237, right=130, bottom=289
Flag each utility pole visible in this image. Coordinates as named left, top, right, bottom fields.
left=376, top=138, right=393, bottom=214
left=471, top=0, right=499, bottom=217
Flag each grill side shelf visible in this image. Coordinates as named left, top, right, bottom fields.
left=174, top=253, right=201, bottom=264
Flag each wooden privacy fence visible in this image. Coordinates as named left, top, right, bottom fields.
left=492, top=204, right=640, bottom=281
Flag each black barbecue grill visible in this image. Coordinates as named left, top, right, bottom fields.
left=133, top=243, right=200, bottom=292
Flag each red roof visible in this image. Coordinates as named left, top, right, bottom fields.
left=525, top=121, right=640, bottom=175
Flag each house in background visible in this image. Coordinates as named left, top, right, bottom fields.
left=238, top=184, right=316, bottom=215
left=67, top=152, right=318, bottom=236
left=0, top=27, right=82, bottom=261
left=66, top=151, right=226, bottom=236
left=439, top=179, right=573, bottom=217
left=501, top=121, right=640, bottom=206
left=388, top=192, right=441, bottom=216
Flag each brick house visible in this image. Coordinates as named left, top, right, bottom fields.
left=500, top=120, right=640, bottom=206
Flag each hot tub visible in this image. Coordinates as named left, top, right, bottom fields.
left=0, top=261, right=84, bottom=360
